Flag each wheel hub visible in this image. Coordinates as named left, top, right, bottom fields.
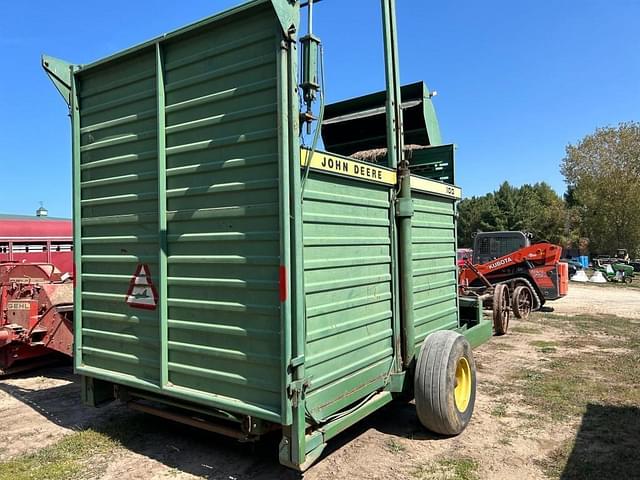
left=454, top=357, right=472, bottom=412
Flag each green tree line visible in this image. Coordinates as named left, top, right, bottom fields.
left=457, top=181, right=574, bottom=248
left=458, top=122, right=640, bottom=257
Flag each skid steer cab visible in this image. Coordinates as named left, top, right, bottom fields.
left=459, top=231, right=569, bottom=335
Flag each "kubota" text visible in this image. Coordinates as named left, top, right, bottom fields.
left=488, top=257, right=513, bottom=270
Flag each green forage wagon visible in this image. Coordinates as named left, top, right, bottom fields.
left=45, top=0, right=491, bottom=470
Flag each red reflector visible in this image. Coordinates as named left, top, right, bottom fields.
left=279, top=265, right=287, bottom=302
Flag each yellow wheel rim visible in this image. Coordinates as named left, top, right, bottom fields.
left=454, top=357, right=472, bottom=412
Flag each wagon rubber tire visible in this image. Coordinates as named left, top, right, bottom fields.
left=493, top=284, right=510, bottom=335
left=512, top=285, right=533, bottom=319
left=414, top=331, right=477, bottom=436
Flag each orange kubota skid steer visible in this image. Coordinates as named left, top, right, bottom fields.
left=458, top=232, right=568, bottom=335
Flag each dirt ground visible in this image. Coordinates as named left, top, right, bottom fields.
left=551, top=282, right=640, bottom=319
left=1, top=282, right=639, bottom=480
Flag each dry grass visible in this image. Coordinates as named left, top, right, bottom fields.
left=0, top=430, right=118, bottom=480
left=351, top=144, right=427, bottom=163
left=385, top=438, right=407, bottom=454
left=412, top=457, right=479, bottom=480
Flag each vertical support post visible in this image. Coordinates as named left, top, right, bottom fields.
left=289, top=30, right=310, bottom=469
left=71, top=68, right=84, bottom=367
left=156, top=42, right=169, bottom=387
left=278, top=12, right=310, bottom=467
left=452, top=147, right=461, bottom=329
left=396, top=167, right=415, bottom=368
left=382, top=0, right=403, bottom=370
left=277, top=35, right=293, bottom=427
left=381, top=0, right=404, bottom=170
left=389, top=187, right=402, bottom=371
left=381, top=0, right=415, bottom=368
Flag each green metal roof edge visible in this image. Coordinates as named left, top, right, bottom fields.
left=0, top=213, right=71, bottom=221
left=76, top=0, right=298, bottom=73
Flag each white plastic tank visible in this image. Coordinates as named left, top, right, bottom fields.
left=571, top=270, right=589, bottom=282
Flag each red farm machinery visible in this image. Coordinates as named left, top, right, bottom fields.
left=458, top=231, right=569, bottom=335
left=0, top=214, right=74, bottom=374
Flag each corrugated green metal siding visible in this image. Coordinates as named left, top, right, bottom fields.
left=303, top=173, right=394, bottom=421
left=79, top=47, right=161, bottom=383
left=76, top=4, right=284, bottom=417
left=411, top=191, right=458, bottom=347
left=163, top=7, right=282, bottom=414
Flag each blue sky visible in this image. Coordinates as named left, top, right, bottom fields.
left=1, top=0, right=638, bottom=218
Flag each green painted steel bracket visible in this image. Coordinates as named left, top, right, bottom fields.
left=395, top=196, right=414, bottom=218
left=460, top=320, right=493, bottom=349
left=290, top=354, right=305, bottom=369
left=81, top=376, right=116, bottom=407
left=385, top=370, right=407, bottom=393
left=41, top=55, right=74, bottom=106
left=270, top=0, right=300, bottom=36
left=284, top=391, right=394, bottom=471
left=287, top=378, right=310, bottom=408
left=279, top=431, right=325, bottom=471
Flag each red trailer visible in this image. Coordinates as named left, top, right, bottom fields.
left=0, top=214, right=73, bottom=274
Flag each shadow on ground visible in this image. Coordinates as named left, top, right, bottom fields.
left=0, top=365, right=114, bottom=432
left=0, top=367, right=439, bottom=479
left=561, top=403, right=640, bottom=480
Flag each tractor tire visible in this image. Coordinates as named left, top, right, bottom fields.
left=512, top=285, right=533, bottom=319
left=625, top=275, right=633, bottom=284
left=414, top=331, right=476, bottom=436
left=493, top=284, right=510, bottom=335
